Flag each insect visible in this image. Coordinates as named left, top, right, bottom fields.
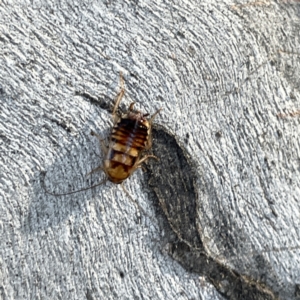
left=44, top=72, right=162, bottom=195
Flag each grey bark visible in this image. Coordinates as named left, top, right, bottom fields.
left=0, top=0, right=300, bottom=299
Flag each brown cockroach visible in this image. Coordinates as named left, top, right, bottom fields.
left=44, top=73, right=161, bottom=196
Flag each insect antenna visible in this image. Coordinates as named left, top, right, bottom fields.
left=42, top=171, right=107, bottom=196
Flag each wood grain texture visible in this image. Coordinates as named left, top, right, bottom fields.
left=0, top=0, right=300, bottom=299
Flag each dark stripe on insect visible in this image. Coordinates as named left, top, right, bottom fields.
left=115, top=120, right=148, bottom=134
left=111, top=142, right=144, bottom=152
left=111, top=134, right=148, bottom=149
left=109, top=160, right=134, bottom=173
left=113, top=127, right=149, bottom=140
left=108, top=148, right=138, bottom=159
left=112, top=126, right=148, bottom=137
left=117, top=118, right=148, bottom=128
left=111, top=135, right=146, bottom=148
left=108, top=150, right=137, bottom=166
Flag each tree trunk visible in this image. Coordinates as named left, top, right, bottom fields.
left=0, top=1, right=300, bottom=299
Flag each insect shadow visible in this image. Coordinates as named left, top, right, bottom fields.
left=144, top=126, right=278, bottom=300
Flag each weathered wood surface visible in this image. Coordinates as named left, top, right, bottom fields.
left=0, top=1, right=300, bottom=299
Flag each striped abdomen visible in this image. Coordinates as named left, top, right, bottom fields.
left=104, top=117, right=150, bottom=183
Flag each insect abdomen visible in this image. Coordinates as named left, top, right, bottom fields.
left=104, top=117, right=150, bottom=183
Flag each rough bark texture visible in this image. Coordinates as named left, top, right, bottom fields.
left=0, top=1, right=300, bottom=299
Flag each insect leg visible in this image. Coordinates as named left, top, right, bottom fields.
left=277, top=110, right=300, bottom=118
left=129, top=102, right=135, bottom=111
left=112, top=72, right=125, bottom=121
left=145, top=108, right=162, bottom=150
left=86, top=165, right=104, bottom=177
left=133, top=154, right=159, bottom=170
left=121, top=183, right=142, bottom=223
left=91, top=130, right=107, bottom=155
left=149, top=108, right=162, bottom=123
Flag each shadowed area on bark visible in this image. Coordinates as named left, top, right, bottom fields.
left=145, top=126, right=278, bottom=300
